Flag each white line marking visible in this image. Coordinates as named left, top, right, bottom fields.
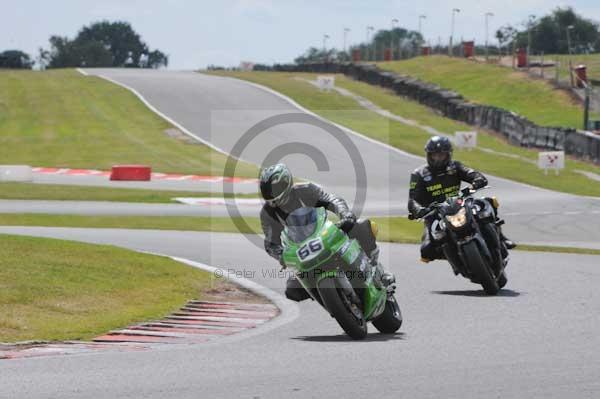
left=167, top=315, right=268, bottom=323
left=173, top=197, right=262, bottom=206
left=150, top=322, right=239, bottom=330
left=110, top=329, right=195, bottom=338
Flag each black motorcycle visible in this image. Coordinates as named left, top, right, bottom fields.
left=419, top=187, right=508, bottom=295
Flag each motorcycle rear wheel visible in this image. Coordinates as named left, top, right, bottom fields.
left=319, top=277, right=368, bottom=340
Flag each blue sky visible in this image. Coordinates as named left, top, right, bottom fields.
left=2, top=0, right=599, bottom=69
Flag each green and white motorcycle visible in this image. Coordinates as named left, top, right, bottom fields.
left=281, top=207, right=402, bottom=340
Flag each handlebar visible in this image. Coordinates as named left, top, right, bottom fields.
left=410, top=185, right=491, bottom=221
left=461, top=184, right=490, bottom=198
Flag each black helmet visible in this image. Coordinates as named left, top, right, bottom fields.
left=259, top=163, right=293, bottom=207
left=425, top=136, right=453, bottom=171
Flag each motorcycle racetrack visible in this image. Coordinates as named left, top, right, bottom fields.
left=1, top=69, right=599, bottom=399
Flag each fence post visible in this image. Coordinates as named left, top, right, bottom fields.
left=569, top=59, right=575, bottom=88
left=584, top=84, right=590, bottom=130
left=540, top=52, right=544, bottom=79
left=511, top=42, right=516, bottom=69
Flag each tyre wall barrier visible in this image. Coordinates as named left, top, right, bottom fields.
left=0, top=165, right=33, bottom=182
left=110, top=165, right=152, bottom=181
left=267, top=62, right=600, bottom=164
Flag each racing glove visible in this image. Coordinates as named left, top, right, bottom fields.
left=409, top=207, right=429, bottom=220
left=472, top=177, right=487, bottom=190
left=338, top=211, right=356, bottom=233
left=415, top=207, right=429, bottom=219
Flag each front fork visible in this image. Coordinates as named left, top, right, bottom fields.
left=442, top=224, right=493, bottom=277
left=441, top=242, right=462, bottom=276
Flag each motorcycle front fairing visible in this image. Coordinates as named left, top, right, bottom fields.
left=280, top=207, right=385, bottom=320
left=434, top=197, right=493, bottom=278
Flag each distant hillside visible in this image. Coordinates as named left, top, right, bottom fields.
left=0, top=69, right=255, bottom=176
left=378, top=56, right=583, bottom=128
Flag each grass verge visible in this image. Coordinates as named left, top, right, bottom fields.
left=376, top=56, right=582, bottom=128
left=0, top=69, right=256, bottom=177
left=1, top=213, right=598, bottom=256
left=0, top=214, right=262, bottom=233
left=0, top=182, right=256, bottom=203
left=0, top=234, right=216, bottom=342
left=208, top=70, right=600, bottom=197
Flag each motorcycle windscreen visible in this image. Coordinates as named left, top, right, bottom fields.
left=285, top=207, right=318, bottom=243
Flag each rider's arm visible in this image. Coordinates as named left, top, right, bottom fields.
left=456, top=161, right=488, bottom=187
left=306, top=182, right=352, bottom=218
left=260, top=207, right=284, bottom=260
left=408, top=172, right=427, bottom=219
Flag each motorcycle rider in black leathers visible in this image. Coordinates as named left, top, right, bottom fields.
left=259, top=163, right=395, bottom=301
left=408, top=136, right=516, bottom=262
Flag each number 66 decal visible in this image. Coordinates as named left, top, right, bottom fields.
left=297, top=238, right=324, bottom=261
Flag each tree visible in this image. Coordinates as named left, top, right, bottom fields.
left=371, top=28, right=422, bottom=59
left=37, top=47, right=51, bottom=69
left=44, top=21, right=168, bottom=68
left=496, top=25, right=517, bottom=55
left=147, top=50, right=169, bottom=69
left=294, top=47, right=338, bottom=64
left=0, top=50, right=33, bottom=69
left=505, top=7, right=600, bottom=54
left=294, top=26, right=423, bottom=64
left=553, top=7, right=600, bottom=53
left=75, top=21, right=145, bottom=66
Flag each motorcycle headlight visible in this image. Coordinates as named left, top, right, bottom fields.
left=446, top=208, right=467, bottom=228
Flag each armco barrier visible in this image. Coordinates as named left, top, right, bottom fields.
left=0, top=165, right=33, bottom=182
left=110, top=165, right=152, bottom=181
left=268, top=62, right=600, bottom=164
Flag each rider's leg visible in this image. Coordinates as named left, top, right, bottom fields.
left=285, top=275, right=311, bottom=302
left=499, top=228, right=516, bottom=249
left=420, top=219, right=444, bottom=262
left=347, top=219, right=395, bottom=288
left=486, top=197, right=516, bottom=249
left=346, top=218, right=377, bottom=262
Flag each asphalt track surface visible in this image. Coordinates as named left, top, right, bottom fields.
left=0, top=227, right=599, bottom=399
left=1, top=69, right=600, bottom=398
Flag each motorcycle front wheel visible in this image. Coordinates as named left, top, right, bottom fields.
left=319, top=277, right=368, bottom=340
left=462, top=241, right=499, bottom=295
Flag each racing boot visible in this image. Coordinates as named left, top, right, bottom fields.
left=285, top=275, right=311, bottom=302
left=495, top=219, right=516, bottom=250
left=501, top=231, right=517, bottom=250
left=369, top=247, right=396, bottom=293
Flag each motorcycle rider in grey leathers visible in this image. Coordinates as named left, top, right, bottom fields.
left=259, top=163, right=395, bottom=301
